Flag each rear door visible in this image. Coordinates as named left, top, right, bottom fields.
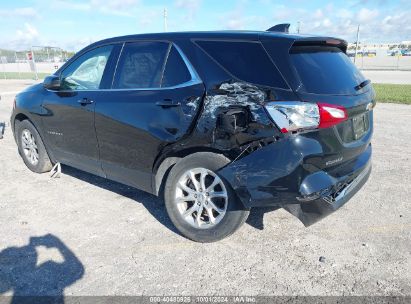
left=95, top=41, right=204, bottom=192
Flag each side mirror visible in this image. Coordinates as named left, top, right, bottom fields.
left=43, top=75, right=61, bottom=90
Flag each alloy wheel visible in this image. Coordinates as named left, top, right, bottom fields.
left=21, top=129, right=39, bottom=166
left=175, top=168, right=228, bottom=229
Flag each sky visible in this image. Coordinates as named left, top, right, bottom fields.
left=0, top=0, right=410, bottom=51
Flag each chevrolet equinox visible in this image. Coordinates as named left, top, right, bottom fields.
left=11, top=26, right=374, bottom=242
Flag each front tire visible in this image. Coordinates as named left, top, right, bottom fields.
left=16, top=120, right=53, bottom=173
left=164, top=152, right=249, bottom=242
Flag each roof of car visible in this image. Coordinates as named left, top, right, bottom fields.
left=87, top=30, right=330, bottom=48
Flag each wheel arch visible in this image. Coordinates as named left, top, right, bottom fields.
left=152, top=147, right=233, bottom=196
left=13, top=112, right=31, bottom=142
left=13, top=112, right=56, bottom=163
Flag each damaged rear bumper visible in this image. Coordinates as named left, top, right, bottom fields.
left=218, top=135, right=372, bottom=226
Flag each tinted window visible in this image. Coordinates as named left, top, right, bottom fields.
left=196, top=40, right=287, bottom=88
left=161, top=46, right=191, bottom=87
left=290, top=47, right=366, bottom=95
left=61, top=45, right=113, bottom=90
left=114, top=42, right=169, bottom=89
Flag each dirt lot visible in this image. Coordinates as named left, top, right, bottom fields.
left=0, top=81, right=410, bottom=297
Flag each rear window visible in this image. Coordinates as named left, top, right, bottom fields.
left=113, top=41, right=168, bottom=89
left=196, top=40, right=288, bottom=89
left=161, top=46, right=191, bottom=87
left=290, top=47, right=366, bottom=95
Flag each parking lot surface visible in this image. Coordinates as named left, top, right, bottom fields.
left=362, top=70, right=411, bottom=85
left=0, top=81, right=410, bottom=297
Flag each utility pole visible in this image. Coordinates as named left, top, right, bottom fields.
left=0, top=50, right=5, bottom=80
left=30, top=47, right=39, bottom=81
left=163, top=8, right=168, bottom=32
left=354, top=24, right=360, bottom=64
left=297, top=21, right=301, bottom=34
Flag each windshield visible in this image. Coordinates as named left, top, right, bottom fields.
left=290, top=47, right=366, bottom=95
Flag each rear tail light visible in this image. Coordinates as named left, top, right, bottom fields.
left=317, top=103, right=348, bottom=129
left=264, top=101, right=348, bottom=133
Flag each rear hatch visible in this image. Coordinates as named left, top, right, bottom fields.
left=288, top=41, right=374, bottom=144
left=261, top=36, right=375, bottom=170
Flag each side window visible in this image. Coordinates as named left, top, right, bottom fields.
left=161, top=46, right=191, bottom=87
left=60, top=45, right=113, bottom=90
left=113, top=41, right=169, bottom=89
left=196, top=40, right=288, bottom=89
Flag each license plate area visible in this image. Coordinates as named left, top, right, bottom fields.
left=352, top=113, right=368, bottom=140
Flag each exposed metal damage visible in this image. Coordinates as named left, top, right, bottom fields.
left=157, top=81, right=280, bottom=164
left=153, top=81, right=281, bottom=193
left=204, top=82, right=266, bottom=120
left=195, top=81, right=279, bottom=154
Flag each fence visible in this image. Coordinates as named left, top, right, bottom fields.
left=0, top=47, right=74, bottom=80
left=351, top=50, right=411, bottom=71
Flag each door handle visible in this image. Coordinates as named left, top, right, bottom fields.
left=155, top=99, right=180, bottom=108
left=77, top=98, right=94, bottom=105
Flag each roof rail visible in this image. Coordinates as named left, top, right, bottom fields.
left=266, top=23, right=290, bottom=33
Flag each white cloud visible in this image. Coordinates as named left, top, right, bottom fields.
left=15, top=23, right=39, bottom=40
left=322, top=18, right=332, bottom=28
left=357, top=8, right=379, bottom=23
left=226, top=18, right=245, bottom=30
left=218, top=8, right=264, bottom=30
left=174, top=0, right=202, bottom=21
left=337, top=9, right=353, bottom=19
left=51, top=1, right=91, bottom=11
left=51, top=0, right=139, bottom=16
left=0, top=7, right=38, bottom=18
left=90, top=0, right=139, bottom=11
left=5, top=23, right=41, bottom=50
left=139, top=9, right=163, bottom=27
left=314, top=9, right=323, bottom=19
left=175, top=0, right=201, bottom=11
left=273, top=5, right=294, bottom=20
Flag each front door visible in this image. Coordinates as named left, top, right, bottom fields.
left=42, top=45, right=115, bottom=175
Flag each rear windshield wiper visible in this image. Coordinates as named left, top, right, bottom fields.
left=355, top=79, right=371, bottom=91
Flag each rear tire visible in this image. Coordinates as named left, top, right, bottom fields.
left=164, top=152, right=249, bottom=242
left=16, top=120, right=53, bottom=173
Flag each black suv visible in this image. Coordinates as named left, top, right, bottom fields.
left=11, top=27, right=374, bottom=242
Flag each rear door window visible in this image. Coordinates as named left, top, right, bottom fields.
left=161, top=46, right=192, bottom=87
left=290, top=47, right=366, bottom=95
left=196, top=40, right=288, bottom=89
left=113, top=41, right=169, bottom=89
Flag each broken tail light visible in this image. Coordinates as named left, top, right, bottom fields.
left=264, top=101, right=348, bottom=133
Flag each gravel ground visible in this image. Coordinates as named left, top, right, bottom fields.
left=0, top=81, right=410, bottom=297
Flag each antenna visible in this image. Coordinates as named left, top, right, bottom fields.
left=266, top=23, right=290, bottom=33
left=163, top=8, right=168, bottom=32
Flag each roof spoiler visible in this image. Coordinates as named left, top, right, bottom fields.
left=292, top=38, right=348, bottom=53
left=266, top=23, right=290, bottom=33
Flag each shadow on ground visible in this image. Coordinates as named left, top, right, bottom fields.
left=246, top=207, right=280, bottom=230
left=62, top=165, right=281, bottom=234
left=0, top=234, right=84, bottom=304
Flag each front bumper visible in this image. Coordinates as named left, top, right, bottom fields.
left=218, top=135, right=372, bottom=226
